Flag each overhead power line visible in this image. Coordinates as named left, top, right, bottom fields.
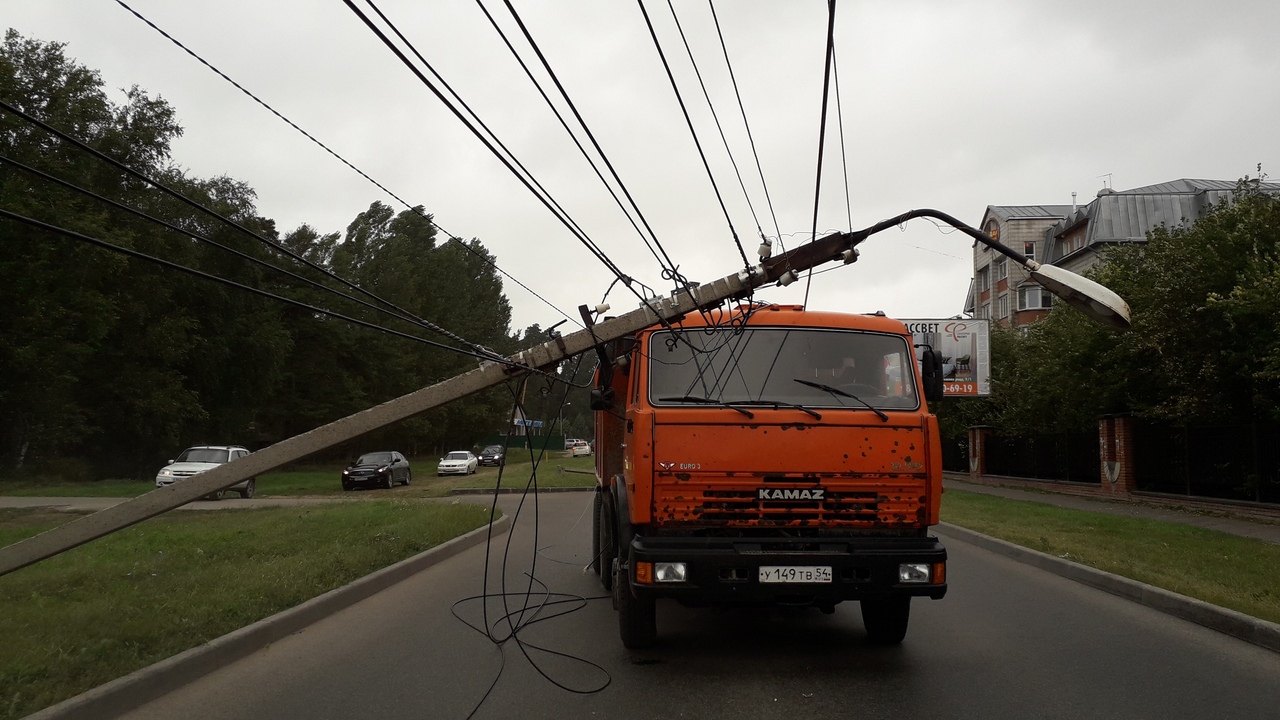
left=111, top=0, right=579, bottom=329
left=803, top=0, right=839, bottom=307
left=343, top=1, right=623, bottom=276
left=636, top=0, right=750, bottom=270
left=664, top=0, right=764, bottom=246
left=708, top=0, right=784, bottom=250
left=0, top=97, right=504, bottom=362
left=480, top=0, right=688, bottom=291
left=0, top=153, right=475, bottom=340
left=342, top=0, right=680, bottom=327
left=0, top=208, right=501, bottom=359
left=832, top=46, right=853, bottom=233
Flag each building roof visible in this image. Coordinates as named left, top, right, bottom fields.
left=1045, top=178, right=1280, bottom=263
left=983, top=205, right=1074, bottom=223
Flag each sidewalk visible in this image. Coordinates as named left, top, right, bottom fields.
left=944, top=474, right=1280, bottom=546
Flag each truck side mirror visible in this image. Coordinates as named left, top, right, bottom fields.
left=921, top=349, right=945, bottom=403
left=590, top=386, right=616, bottom=411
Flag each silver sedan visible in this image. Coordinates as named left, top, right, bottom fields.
left=436, top=451, right=478, bottom=476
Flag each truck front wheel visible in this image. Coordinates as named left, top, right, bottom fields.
left=598, top=493, right=616, bottom=591
left=861, top=596, right=910, bottom=644
left=591, top=489, right=602, bottom=577
left=615, top=558, right=656, bottom=649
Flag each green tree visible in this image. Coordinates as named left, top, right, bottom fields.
left=0, top=30, right=192, bottom=473
left=1096, top=179, right=1280, bottom=422
left=0, top=31, right=294, bottom=476
left=966, top=177, right=1280, bottom=436
left=1, top=31, right=533, bottom=477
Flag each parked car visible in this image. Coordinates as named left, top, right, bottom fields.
left=155, top=445, right=256, bottom=500
left=570, top=441, right=592, bottom=457
left=564, top=437, right=586, bottom=451
left=342, top=451, right=411, bottom=491
left=478, top=445, right=506, bottom=467
left=437, top=451, right=479, bottom=476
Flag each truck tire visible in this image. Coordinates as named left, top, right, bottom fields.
left=590, top=489, right=602, bottom=576
left=598, top=493, right=616, bottom=591
left=861, top=596, right=911, bottom=645
left=615, top=558, right=656, bottom=649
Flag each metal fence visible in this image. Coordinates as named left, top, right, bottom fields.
left=983, top=431, right=1100, bottom=483
left=1134, top=422, right=1280, bottom=504
left=942, top=436, right=970, bottom=473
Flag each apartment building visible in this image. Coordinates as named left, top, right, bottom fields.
left=964, top=178, right=1280, bottom=327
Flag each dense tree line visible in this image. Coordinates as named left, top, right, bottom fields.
left=941, top=179, right=1280, bottom=438
left=0, top=31, right=540, bottom=480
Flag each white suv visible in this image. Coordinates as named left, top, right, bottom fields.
left=156, top=445, right=256, bottom=500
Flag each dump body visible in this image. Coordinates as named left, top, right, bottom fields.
left=592, top=304, right=947, bottom=645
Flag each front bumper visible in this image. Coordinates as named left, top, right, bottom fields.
left=624, top=534, right=947, bottom=604
left=437, top=466, right=470, bottom=475
left=156, top=476, right=249, bottom=490
left=343, top=473, right=389, bottom=487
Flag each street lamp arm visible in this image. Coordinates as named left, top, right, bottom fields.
left=840, top=208, right=1131, bottom=331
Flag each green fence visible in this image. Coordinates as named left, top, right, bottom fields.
left=476, top=434, right=570, bottom=453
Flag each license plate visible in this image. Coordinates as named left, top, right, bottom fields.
left=758, top=566, right=832, bottom=584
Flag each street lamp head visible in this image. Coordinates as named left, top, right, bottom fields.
left=1026, top=263, right=1131, bottom=331
left=934, top=209, right=1131, bottom=331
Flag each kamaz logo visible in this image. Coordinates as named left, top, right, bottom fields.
left=658, top=462, right=676, bottom=471
left=757, top=487, right=825, bottom=501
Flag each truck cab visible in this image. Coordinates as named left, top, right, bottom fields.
left=592, top=304, right=947, bottom=648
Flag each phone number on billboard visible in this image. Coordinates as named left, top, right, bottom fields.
left=944, top=382, right=979, bottom=395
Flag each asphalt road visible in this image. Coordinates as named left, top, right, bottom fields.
left=118, top=492, right=1280, bottom=720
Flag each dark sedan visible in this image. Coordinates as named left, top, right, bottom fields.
left=342, top=451, right=411, bottom=491
left=478, top=444, right=506, bottom=467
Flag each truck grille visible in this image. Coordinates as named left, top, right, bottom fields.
left=654, top=479, right=925, bottom=527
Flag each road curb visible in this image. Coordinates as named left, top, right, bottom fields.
left=938, top=522, right=1280, bottom=654
left=448, top=486, right=593, bottom=495
left=27, top=515, right=513, bottom=720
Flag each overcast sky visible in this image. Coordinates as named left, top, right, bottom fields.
left=8, top=0, right=1280, bottom=336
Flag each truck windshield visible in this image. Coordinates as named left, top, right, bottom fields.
left=647, top=327, right=919, bottom=410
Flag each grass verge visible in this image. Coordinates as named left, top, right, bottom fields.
left=0, top=501, right=496, bottom=720
left=0, top=455, right=598, bottom=499
left=942, top=489, right=1280, bottom=625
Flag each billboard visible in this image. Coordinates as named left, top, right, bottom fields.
left=900, top=319, right=990, bottom=397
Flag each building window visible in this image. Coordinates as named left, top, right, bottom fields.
left=979, top=302, right=991, bottom=319
left=1023, top=241, right=1036, bottom=261
left=994, top=257, right=1008, bottom=282
left=976, top=266, right=990, bottom=292
left=996, top=294, right=1009, bottom=319
left=1018, top=286, right=1053, bottom=310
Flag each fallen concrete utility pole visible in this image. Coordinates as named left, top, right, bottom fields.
left=0, top=228, right=865, bottom=577
left=0, top=208, right=1131, bottom=577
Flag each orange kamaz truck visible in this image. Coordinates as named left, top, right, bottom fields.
left=590, top=302, right=948, bottom=648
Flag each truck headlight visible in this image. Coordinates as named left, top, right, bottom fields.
left=654, top=562, right=687, bottom=583
left=901, top=561, right=931, bottom=584
left=898, top=563, right=930, bottom=583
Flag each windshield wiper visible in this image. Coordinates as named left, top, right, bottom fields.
left=657, top=395, right=755, bottom=418
left=728, top=399, right=822, bottom=420
left=791, top=379, right=889, bottom=422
